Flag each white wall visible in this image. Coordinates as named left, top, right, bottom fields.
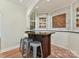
left=0, top=0, right=27, bottom=52
left=0, top=0, right=39, bottom=52
left=0, top=11, right=1, bottom=51
left=68, top=33, right=79, bottom=56
left=51, top=32, right=70, bottom=49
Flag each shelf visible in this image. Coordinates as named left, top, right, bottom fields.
left=76, top=7, right=79, bottom=27
left=31, top=20, right=35, bottom=22
left=76, top=17, right=79, bottom=19
left=77, top=7, right=79, bottom=12
left=39, top=17, right=47, bottom=29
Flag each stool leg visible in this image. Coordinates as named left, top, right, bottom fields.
left=22, top=42, right=28, bottom=58
left=40, top=45, right=43, bottom=58
left=25, top=43, right=28, bottom=57
left=22, top=42, right=26, bottom=57
left=33, top=47, right=37, bottom=58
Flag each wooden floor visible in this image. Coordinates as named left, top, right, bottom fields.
left=0, top=44, right=77, bottom=58
left=0, top=48, right=22, bottom=58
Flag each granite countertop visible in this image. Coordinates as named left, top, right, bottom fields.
left=25, top=31, right=54, bottom=35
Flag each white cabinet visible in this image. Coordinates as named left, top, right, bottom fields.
left=35, top=14, right=48, bottom=30
left=39, top=17, right=46, bottom=28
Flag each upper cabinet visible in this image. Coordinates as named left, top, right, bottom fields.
left=39, top=17, right=46, bottom=29
left=35, top=14, right=48, bottom=30
left=30, top=12, right=35, bottom=30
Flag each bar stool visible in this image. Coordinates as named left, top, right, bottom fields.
left=20, top=37, right=33, bottom=57
left=30, top=41, right=43, bottom=58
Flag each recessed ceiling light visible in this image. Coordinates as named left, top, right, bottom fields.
left=46, top=0, right=50, bottom=2
left=19, top=0, right=23, bottom=3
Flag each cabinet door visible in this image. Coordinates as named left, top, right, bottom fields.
left=42, top=35, right=51, bottom=57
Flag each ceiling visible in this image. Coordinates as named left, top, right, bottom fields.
left=7, top=0, right=38, bottom=8
left=7, top=0, right=76, bottom=13
left=33, top=0, right=76, bottom=13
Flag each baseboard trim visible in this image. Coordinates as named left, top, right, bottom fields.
left=51, top=43, right=79, bottom=57
left=70, top=49, right=79, bottom=57
left=0, top=45, right=19, bottom=53
left=51, top=43, right=69, bottom=50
